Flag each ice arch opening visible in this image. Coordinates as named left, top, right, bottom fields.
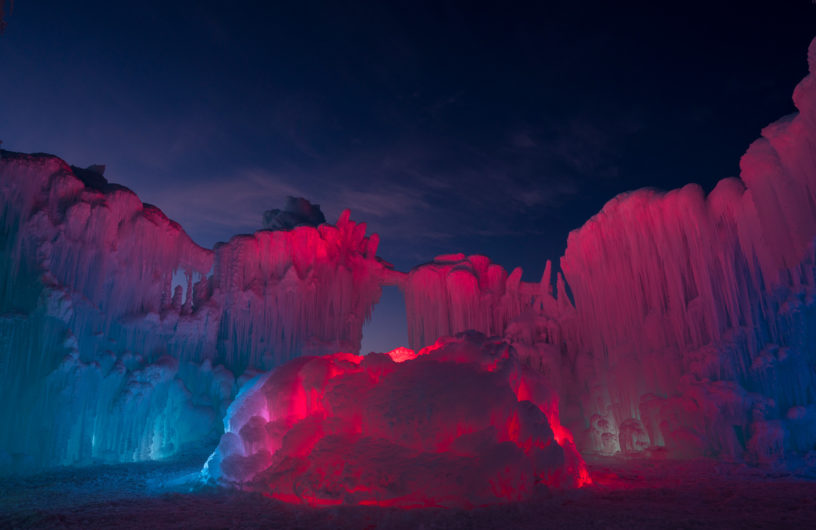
left=360, top=286, right=409, bottom=355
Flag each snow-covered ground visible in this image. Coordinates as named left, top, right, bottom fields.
left=2, top=452, right=815, bottom=529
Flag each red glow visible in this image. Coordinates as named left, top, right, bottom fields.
left=212, top=335, right=590, bottom=506
left=416, top=336, right=449, bottom=356
left=385, top=346, right=417, bottom=363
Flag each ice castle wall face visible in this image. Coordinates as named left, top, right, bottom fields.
left=402, top=254, right=574, bottom=351
left=400, top=40, right=816, bottom=461
left=0, top=154, right=388, bottom=469
left=559, top=40, right=816, bottom=459
left=210, top=212, right=386, bottom=373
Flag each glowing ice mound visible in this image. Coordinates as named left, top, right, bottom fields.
left=203, top=332, right=589, bottom=507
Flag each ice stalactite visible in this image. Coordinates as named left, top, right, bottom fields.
left=400, top=254, right=589, bottom=449
left=394, top=38, right=816, bottom=463
left=402, top=253, right=574, bottom=351
left=210, top=209, right=390, bottom=372
left=0, top=153, right=223, bottom=468
left=559, top=38, right=816, bottom=459
left=0, top=153, right=391, bottom=469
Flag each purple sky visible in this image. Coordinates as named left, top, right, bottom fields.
left=2, top=1, right=815, bottom=352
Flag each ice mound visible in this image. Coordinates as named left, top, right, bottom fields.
left=203, top=332, right=589, bottom=507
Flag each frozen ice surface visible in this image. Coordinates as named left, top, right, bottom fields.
left=203, top=333, right=588, bottom=507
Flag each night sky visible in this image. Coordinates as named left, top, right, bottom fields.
left=2, top=1, right=815, bottom=353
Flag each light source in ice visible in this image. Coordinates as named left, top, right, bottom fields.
left=202, top=333, right=589, bottom=507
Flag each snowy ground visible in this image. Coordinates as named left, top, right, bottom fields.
left=2, top=452, right=815, bottom=529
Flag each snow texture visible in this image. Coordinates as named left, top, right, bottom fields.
left=4, top=453, right=816, bottom=529
left=203, top=332, right=588, bottom=507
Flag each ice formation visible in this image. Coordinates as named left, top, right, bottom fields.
left=0, top=155, right=390, bottom=469
left=402, top=254, right=574, bottom=351
left=390, top=39, right=816, bottom=462
left=558, top=38, right=816, bottom=459
left=2, top=36, right=816, bottom=490
left=203, top=333, right=588, bottom=507
left=211, top=208, right=389, bottom=372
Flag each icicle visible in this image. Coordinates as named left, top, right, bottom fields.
left=403, top=256, right=567, bottom=350
left=542, top=260, right=553, bottom=295
left=0, top=153, right=388, bottom=469
left=558, top=40, right=816, bottom=458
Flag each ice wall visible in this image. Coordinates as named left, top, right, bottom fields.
left=0, top=153, right=390, bottom=470
left=211, top=210, right=388, bottom=372
left=397, top=39, right=816, bottom=462
left=403, top=254, right=574, bottom=351
left=0, top=154, right=222, bottom=469
left=401, top=254, right=583, bottom=425
left=559, top=38, right=816, bottom=459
